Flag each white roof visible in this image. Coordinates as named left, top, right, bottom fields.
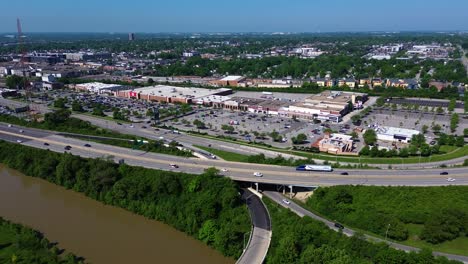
left=221, top=75, right=243, bottom=81
left=375, top=126, right=420, bottom=138
left=127, top=85, right=230, bottom=99
left=76, top=82, right=122, bottom=90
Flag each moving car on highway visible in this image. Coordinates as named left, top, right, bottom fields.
left=170, top=164, right=179, bottom=168
left=447, top=177, right=456, bottom=182
left=64, top=146, right=72, bottom=150
left=84, top=144, right=92, bottom=147
left=440, top=172, right=449, bottom=175
left=16, top=139, right=22, bottom=143
left=282, top=199, right=291, bottom=205
left=253, top=172, right=263, bottom=177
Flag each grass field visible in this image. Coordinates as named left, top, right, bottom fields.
left=195, top=145, right=249, bottom=162
left=189, top=132, right=468, bottom=165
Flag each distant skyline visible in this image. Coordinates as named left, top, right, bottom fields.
left=1, top=0, right=468, bottom=33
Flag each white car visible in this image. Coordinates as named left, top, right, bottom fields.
left=447, top=178, right=456, bottom=182
left=221, top=168, right=228, bottom=172
left=253, top=172, right=263, bottom=177
left=7, top=124, right=12, bottom=127
left=129, top=124, right=134, bottom=128
left=282, top=199, right=291, bottom=205
left=19, top=130, right=24, bottom=133
left=16, top=139, right=22, bottom=143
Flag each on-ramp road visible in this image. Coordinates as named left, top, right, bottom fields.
left=237, top=189, right=271, bottom=264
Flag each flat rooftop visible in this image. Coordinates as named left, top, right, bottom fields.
left=305, top=91, right=366, bottom=104
left=375, top=126, right=420, bottom=137
left=129, top=85, right=231, bottom=99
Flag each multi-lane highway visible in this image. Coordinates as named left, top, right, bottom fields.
left=1, top=123, right=467, bottom=187
left=74, top=114, right=467, bottom=169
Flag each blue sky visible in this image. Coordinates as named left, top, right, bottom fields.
left=1, top=0, right=467, bottom=32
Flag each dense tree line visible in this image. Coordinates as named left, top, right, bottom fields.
left=265, top=198, right=461, bottom=264
left=0, top=217, right=82, bottom=264
left=0, top=141, right=250, bottom=258
left=306, top=186, right=468, bottom=244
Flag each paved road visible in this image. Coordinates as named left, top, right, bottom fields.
left=74, top=114, right=301, bottom=160
left=74, top=114, right=467, bottom=169
left=1, top=124, right=468, bottom=187
left=263, top=191, right=468, bottom=264
left=237, top=189, right=271, bottom=264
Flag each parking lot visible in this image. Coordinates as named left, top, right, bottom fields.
left=163, top=107, right=358, bottom=148
left=360, top=107, right=467, bottom=138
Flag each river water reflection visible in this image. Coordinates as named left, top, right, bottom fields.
left=0, top=165, right=233, bottom=264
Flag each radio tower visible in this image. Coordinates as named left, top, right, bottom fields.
left=17, top=18, right=36, bottom=118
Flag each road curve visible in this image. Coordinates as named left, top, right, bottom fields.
left=237, top=189, right=271, bottom=264
left=263, top=191, right=468, bottom=264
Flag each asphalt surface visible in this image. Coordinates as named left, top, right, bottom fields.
left=1, top=124, right=468, bottom=187
left=263, top=191, right=468, bottom=264
left=74, top=114, right=302, bottom=160
left=237, top=189, right=271, bottom=264
left=74, top=114, right=467, bottom=169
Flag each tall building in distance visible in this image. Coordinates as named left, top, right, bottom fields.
left=128, top=33, right=135, bottom=41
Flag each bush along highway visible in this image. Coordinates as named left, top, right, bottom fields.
left=305, top=186, right=468, bottom=256
left=0, top=111, right=192, bottom=157
left=263, top=198, right=462, bottom=264
left=0, top=217, right=83, bottom=264
left=0, top=141, right=250, bottom=259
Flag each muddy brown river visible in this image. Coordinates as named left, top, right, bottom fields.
left=0, top=165, right=233, bottom=264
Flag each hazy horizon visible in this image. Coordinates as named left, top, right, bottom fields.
left=2, top=0, right=468, bottom=33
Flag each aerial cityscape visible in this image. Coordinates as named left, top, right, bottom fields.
left=0, top=1, right=468, bottom=264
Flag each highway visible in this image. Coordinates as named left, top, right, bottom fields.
left=74, top=113, right=303, bottom=160
left=264, top=191, right=468, bottom=263
left=74, top=114, right=467, bottom=169
left=237, top=189, right=271, bottom=264
left=1, top=123, right=468, bottom=187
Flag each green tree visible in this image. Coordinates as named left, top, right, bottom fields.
left=450, top=113, right=459, bottom=133
left=221, top=124, right=235, bottom=134
left=448, top=98, right=456, bottom=112
left=292, top=133, right=307, bottom=144
left=421, top=125, right=428, bottom=134
left=193, top=119, right=206, bottom=129
left=53, top=98, right=68, bottom=109
left=363, top=129, right=377, bottom=146
left=71, top=100, right=84, bottom=112
left=351, top=115, right=361, bottom=125
left=432, top=124, right=442, bottom=133
left=5, top=75, right=27, bottom=89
